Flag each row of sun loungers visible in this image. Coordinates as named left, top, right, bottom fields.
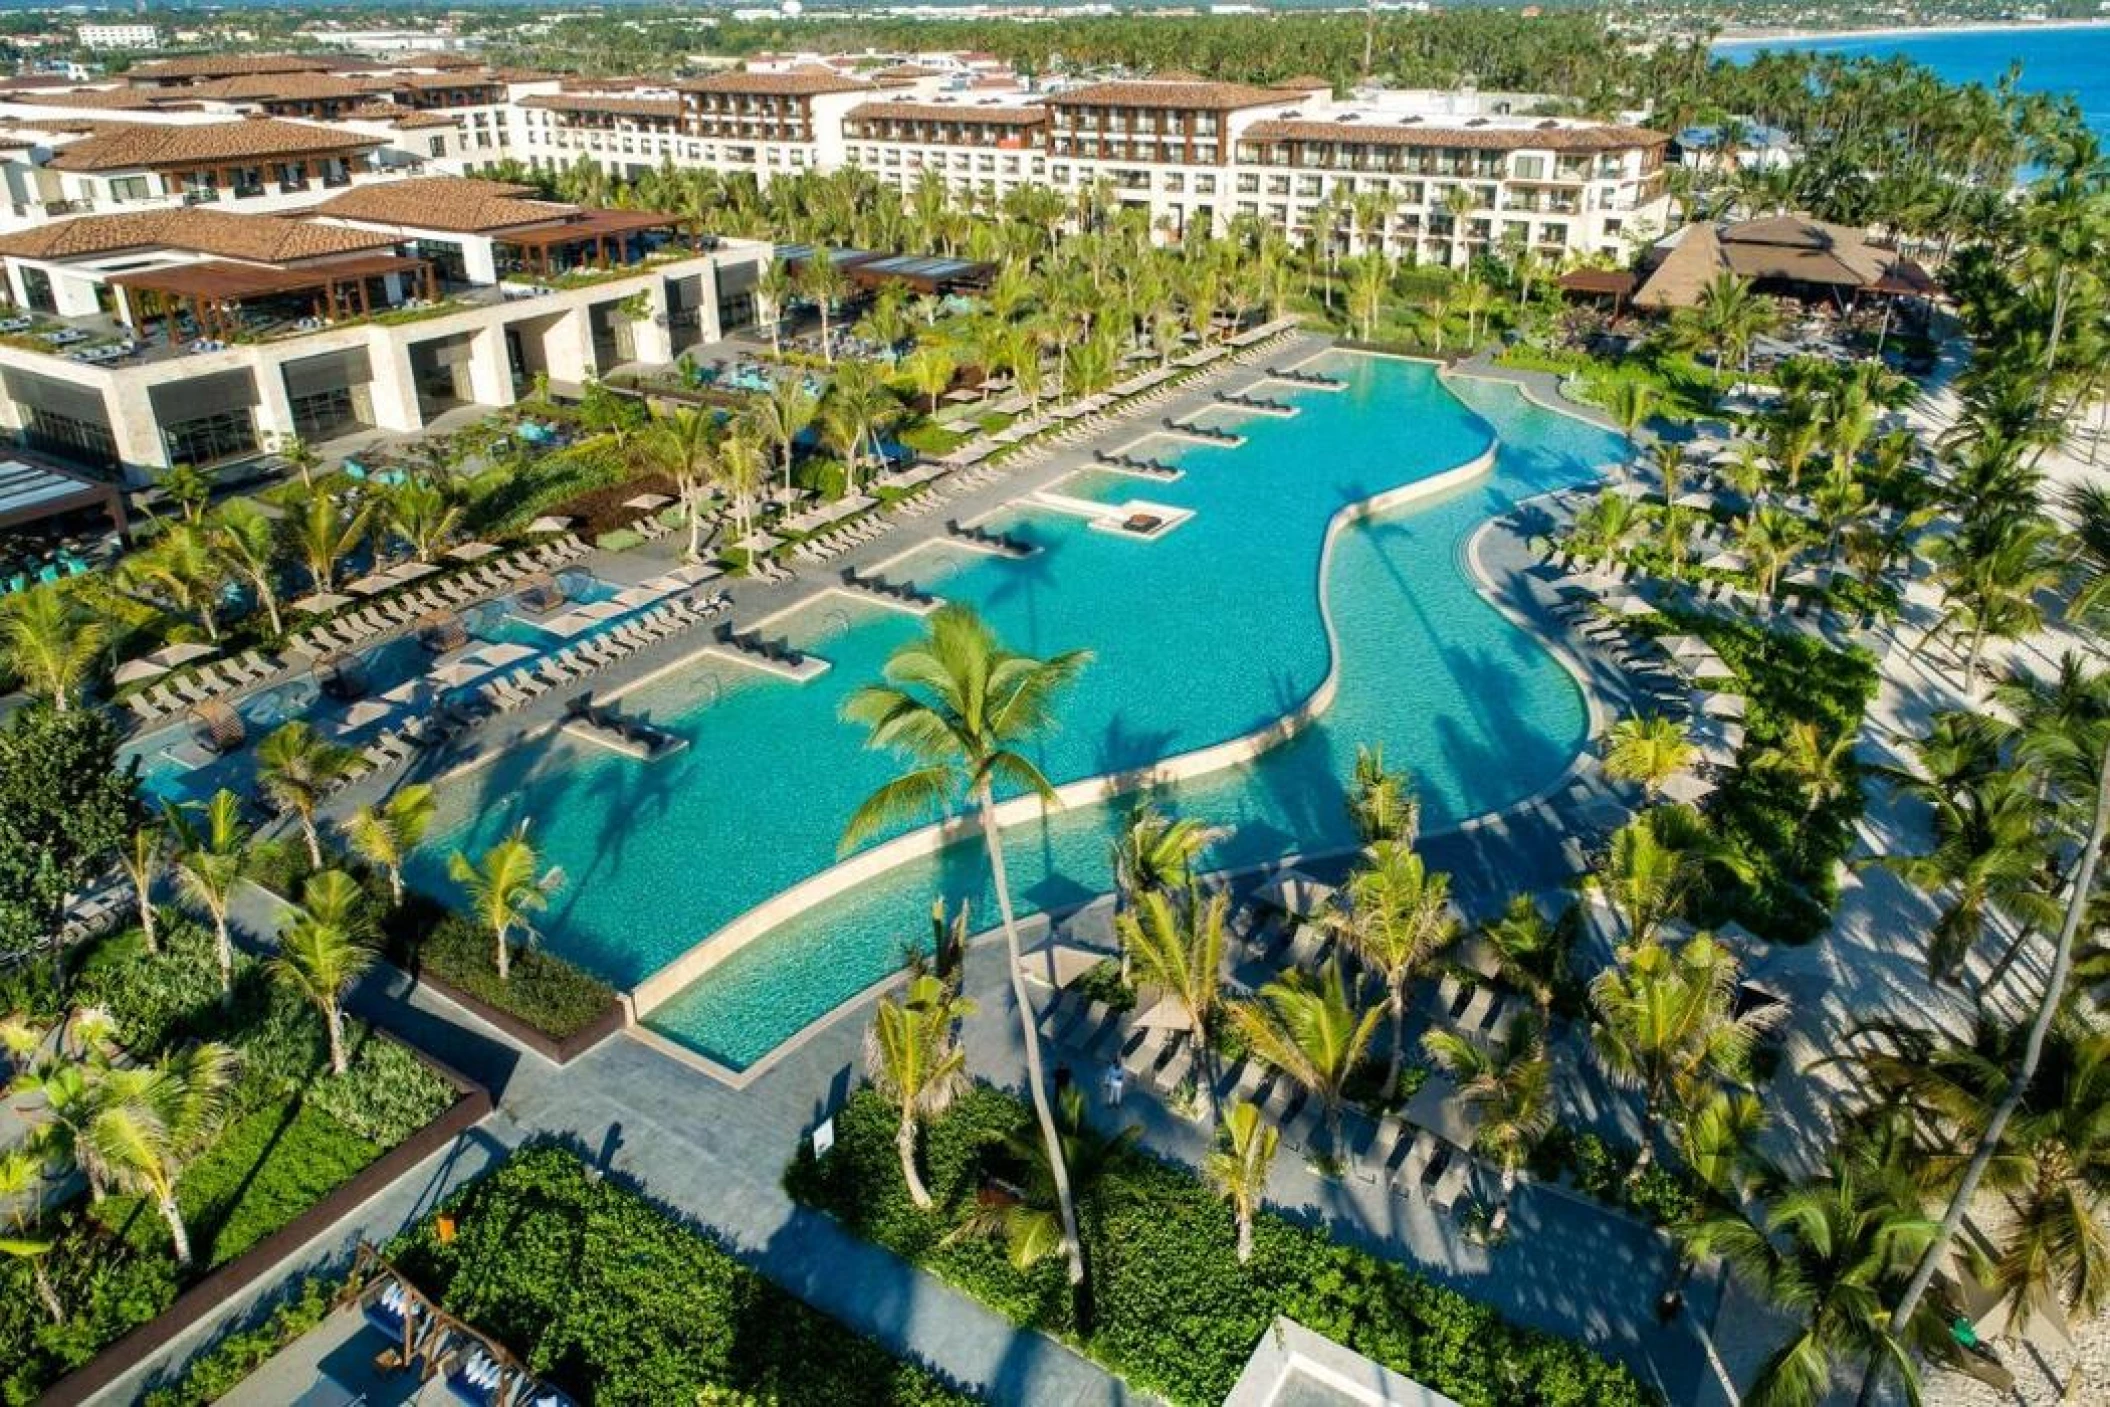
left=124, top=651, right=280, bottom=723
left=1033, top=983, right=1475, bottom=1214
left=470, top=592, right=733, bottom=714
left=792, top=515, right=887, bottom=563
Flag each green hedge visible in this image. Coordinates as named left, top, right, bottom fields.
left=139, top=1276, right=337, bottom=1407
left=787, top=1087, right=1654, bottom=1407
left=0, top=921, right=457, bottom=1402
left=386, top=1144, right=974, bottom=1406
left=383, top=894, right=617, bottom=1040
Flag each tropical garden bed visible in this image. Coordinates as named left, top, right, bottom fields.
left=786, top=1085, right=1655, bottom=1407
left=1, top=920, right=463, bottom=1404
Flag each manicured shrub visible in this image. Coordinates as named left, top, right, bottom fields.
left=382, top=901, right=616, bottom=1041
left=0, top=1218, right=177, bottom=1406
left=139, top=1276, right=337, bottom=1407
left=788, top=1088, right=1655, bottom=1407
left=388, top=1144, right=973, bottom=1407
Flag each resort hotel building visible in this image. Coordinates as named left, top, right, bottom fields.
left=0, top=175, right=768, bottom=481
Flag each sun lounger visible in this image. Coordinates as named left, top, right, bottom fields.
left=1085, top=1012, right=1130, bottom=1062
left=1153, top=1038, right=1195, bottom=1093
left=1065, top=999, right=1113, bottom=1052
left=1121, top=1026, right=1170, bottom=1078
left=1040, top=991, right=1088, bottom=1044
left=1431, top=1149, right=1473, bottom=1212
left=1456, top=986, right=1496, bottom=1031
left=1392, top=1131, right=1439, bottom=1195
left=1257, top=1072, right=1302, bottom=1121
left=1278, top=1095, right=1326, bottom=1152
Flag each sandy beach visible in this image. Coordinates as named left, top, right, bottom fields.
left=1716, top=16, right=2110, bottom=45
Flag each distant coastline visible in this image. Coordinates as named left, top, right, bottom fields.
left=1715, top=16, right=2110, bottom=46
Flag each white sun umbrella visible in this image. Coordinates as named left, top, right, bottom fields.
left=1659, top=770, right=1717, bottom=805
left=429, top=657, right=497, bottom=688
left=1022, top=940, right=1110, bottom=989
left=1685, top=655, right=1738, bottom=684
left=623, top=492, right=674, bottom=511
left=1656, top=633, right=1713, bottom=659
left=1673, top=490, right=1721, bottom=511
left=331, top=697, right=396, bottom=734
left=1133, top=993, right=1195, bottom=1032
left=464, top=642, right=539, bottom=670
left=386, top=560, right=439, bottom=585
left=1609, top=480, right=1653, bottom=500
left=525, top=515, right=574, bottom=535
left=112, top=658, right=170, bottom=686
left=345, top=572, right=394, bottom=596
left=733, top=530, right=783, bottom=553
left=1783, top=564, right=1829, bottom=588
left=289, top=590, right=352, bottom=615
left=1698, top=692, right=1748, bottom=720
left=446, top=541, right=500, bottom=562
left=1254, top=868, right=1336, bottom=919
left=379, top=678, right=436, bottom=707
left=142, top=642, right=217, bottom=670
left=1701, top=549, right=1749, bottom=573
left=614, top=582, right=674, bottom=608
left=1608, top=594, right=1661, bottom=618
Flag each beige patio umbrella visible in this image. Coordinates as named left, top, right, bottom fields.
left=1659, top=770, right=1717, bottom=805
left=142, top=642, right=217, bottom=670
left=525, top=515, right=574, bottom=535
left=113, top=658, right=170, bottom=686
left=446, top=541, right=501, bottom=562
left=290, top=590, right=353, bottom=616
left=1021, top=941, right=1109, bottom=989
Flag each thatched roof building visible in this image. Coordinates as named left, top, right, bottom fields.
left=1632, top=215, right=1936, bottom=311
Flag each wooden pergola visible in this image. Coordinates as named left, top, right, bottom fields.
left=109, top=253, right=436, bottom=345
left=496, top=209, right=683, bottom=279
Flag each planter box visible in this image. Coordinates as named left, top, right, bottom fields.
left=38, top=1043, right=492, bottom=1407
left=391, top=958, right=627, bottom=1066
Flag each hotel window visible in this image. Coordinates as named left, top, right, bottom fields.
left=1513, top=155, right=1546, bottom=180
left=1194, top=174, right=1215, bottom=194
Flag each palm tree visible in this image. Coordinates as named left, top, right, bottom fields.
left=208, top=500, right=286, bottom=638
left=1346, top=743, right=1418, bottom=846
left=717, top=421, right=768, bottom=551
left=383, top=479, right=464, bottom=565
left=1, top=585, right=103, bottom=712
left=1232, top=960, right=1381, bottom=1158
left=255, top=721, right=360, bottom=870
left=1329, top=841, right=1458, bottom=1094
left=635, top=405, right=718, bottom=561
left=1422, top=1013, right=1554, bottom=1235
left=1737, top=506, right=1811, bottom=597
left=1206, top=1101, right=1279, bottom=1264
left=1117, top=888, right=1228, bottom=1096
left=902, top=343, right=956, bottom=416
left=1922, top=514, right=2061, bottom=699
left=948, top=1086, right=1136, bottom=1282
left=124, top=524, right=225, bottom=643
left=1346, top=252, right=1387, bottom=341
left=166, top=789, right=249, bottom=999
left=342, top=783, right=436, bottom=906
left=799, top=255, right=851, bottom=362
left=447, top=821, right=561, bottom=982
left=118, top=821, right=166, bottom=955
left=1479, top=893, right=1567, bottom=1022
left=755, top=258, right=792, bottom=358
left=0, top=1148, right=62, bottom=1323
left=1605, top=380, right=1652, bottom=461
left=1877, top=769, right=2058, bottom=986
left=1108, top=802, right=1221, bottom=982
left=290, top=491, right=369, bottom=595
left=269, top=869, right=375, bottom=1076
left=1603, top=714, right=1695, bottom=800
left=1682, top=1147, right=1935, bottom=1407
left=750, top=374, right=820, bottom=497
left=272, top=432, right=321, bottom=490
left=821, top=360, right=898, bottom=494
left=865, top=972, right=975, bottom=1210
left=841, top=604, right=1093, bottom=1286
left=86, top=1042, right=240, bottom=1268
left=1753, top=719, right=1859, bottom=819
left=1590, top=932, right=1777, bottom=1178
left=1588, top=804, right=1750, bottom=945
left=1675, top=271, right=1776, bottom=400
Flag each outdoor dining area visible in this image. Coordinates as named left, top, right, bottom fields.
left=109, top=253, right=441, bottom=349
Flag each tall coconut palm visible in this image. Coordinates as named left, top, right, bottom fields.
left=165, top=789, right=249, bottom=999
left=208, top=499, right=286, bottom=638
left=1676, top=271, right=1777, bottom=400
left=821, top=360, right=898, bottom=494
left=1329, top=841, right=1458, bottom=1094
left=342, top=783, right=436, bottom=906
left=1206, top=1100, right=1279, bottom=1264
left=1108, top=802, right=1221, bottom=982
left=1588, top=804, right=1750, bottom=944
left=755, top=258, right=792, bottom=358
left=1876, top=769, right=2058, bottom=986
left=0, top=1148, right=62, bottom=1323
left=290, top=491, right=368, bottom=596
left=1, top=585, right=103, bottom=712
left=635, top=405, right=719, bottom=561
left=1117, top=888, right=1228, bottom=1099
left=750, top=375, right=820, bottom=498
left=718, top=421, right=768, bottom=550
left=255, top=721, right=360, bottom=870
left=118, top=820, right=166, bottom=955
left=272, top=432, right=321, bottom=490
left=447, top=821, right=561, bottom=982
left=1347, top=743, right=1419, bottom=847
left=1682, top=1146, right=1935, bottom=1407
left=1590, top=932, right=1778, bottom=1178
left=269, top=869, right=374, bottom=1076
left=383, top=479, right=465, bottom=565
left=841, top=603, right=1093, bottom=1285
left=1753, top=718, right=1859, bottom=819
left=799, top=255, right=851, bottom=362
left=1737, top=505, right=1812, bottom=597
left=1922, top=514, right=2061, bottom=699
left=865, top=972, right=975, bottom=1210
left=1422, top=1013, right=1554, bottom=1235
left=83, top=1041, right=240, bottom=1268
left=1603, top=714, right=1696, bottom=801
left=124, top=524, right=226, bottom=643
left=1606, top=380, right=1653, bottom=461
left=1232, top=960, right=1381, bottom=1158
left=947, top=1086, right=1136, bottom=1286
left=901, top=343, right=956, bottom=416
left=1479, top=893, right=1567, bottom=1022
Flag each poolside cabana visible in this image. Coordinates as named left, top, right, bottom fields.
left=516, top=573, right=566, bottom=614
left=190, top=698, right=245, bottom=754
left=417, top=611, right=468, bottom=653
left=0, top=457, right=128, bottom=541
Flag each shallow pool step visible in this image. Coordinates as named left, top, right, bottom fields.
left=705, top=645, right=830, bottom=682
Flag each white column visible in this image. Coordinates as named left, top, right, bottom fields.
left=464, top=324, right=516, bottom=408
left=364, top=335, right=424, bottom=432
left=252, top=356, right=296, bottom=445
left=628, top=281, right=673, bottom=366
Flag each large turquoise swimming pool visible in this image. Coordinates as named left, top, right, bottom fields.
left=407, top=354, right=1622, bottom=1068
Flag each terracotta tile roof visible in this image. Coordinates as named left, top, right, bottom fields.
left=182, top=73, right=380, bottom=103
left=677, top=69, right=873, bottom=97
left=1240, top=118, right=1669, bottom=153
left=379, top=51, right=483, bottom=71
left=349, top=106, right=461, bottom=130
left=390, top=73, right=504, bottom=93
left=1047, top=79, right=1288, bottom=111
left=520, top=93, right=685, bottom=121
left=9, top=87, right=173, bottom=111
left=0, top=206, right=397, bottom=263
left=48, top=116, right=383, bottom=172
left=1269, top=74, right=1333, bottom=91
left=127, top=54, right=333, bottom=83
left=1632, top=216, right=1929, bottom=309
left=846, top=99, right=1048, bottom=127
left=304, top=175, right=580, bottom=234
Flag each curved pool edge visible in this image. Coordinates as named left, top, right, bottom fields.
left=626, top=415, right=1502, bottom=1016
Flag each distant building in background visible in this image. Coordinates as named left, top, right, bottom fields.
left=76, top=24, right=161, bottom=52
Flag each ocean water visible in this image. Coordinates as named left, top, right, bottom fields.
left=1717, top=23, right=2110, bottom=138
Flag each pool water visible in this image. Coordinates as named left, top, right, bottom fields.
left=406, top=355, right=1622, bottom=1069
